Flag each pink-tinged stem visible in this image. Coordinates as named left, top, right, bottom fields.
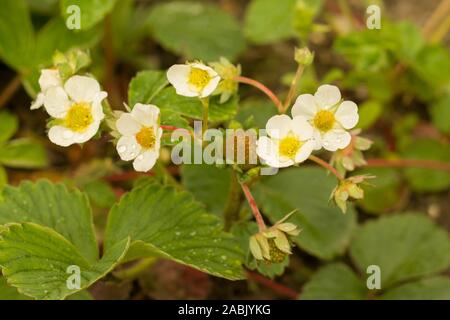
left=235, top=76, right=283, bottom=113
left=240, top=182, right=267, bottom=231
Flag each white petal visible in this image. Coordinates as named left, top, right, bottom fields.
left=116, top=113, right=141, bottom=136
left=72, top=121, right=101, bottom=144
left=335, top=101, right=359, bottom=129
left=43, top=86, right=71, bottom=118
left=200, top=75, right=221, bottom=98
left=48, top=126, right=76, bottom=147
left=64, top=75, right=101, bottom=102
left=117, top=135, right=142, bottom=161
left=294, top=140, right=315, bottom=163
left=91, top=92, right=107, bottom=122
left=291, top=94, right=317, bottom=119
left=311, top=130, right=323, bottom=150
left=314, top=84, right=341, bottom=109
left=322, top=129, right=351, bottom=151
left=190, top=63, right=218, bottom=76
left=131, top=103, right=160, bottom=127
left=266, top=115, right=292, bottom=139
left=256, top=136, right=277, bottom=162
left=291, top=116, right=313, bottom=140
left=39, top=69, right=61, bottom=92
left=133, top=150, right=159, bottom=172
left=30, top=93, right=45, bottom=110
left=167, top=64, right=198, bottom=97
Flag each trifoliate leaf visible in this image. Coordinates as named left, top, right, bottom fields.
left=104, top=183, right=245, bottom=280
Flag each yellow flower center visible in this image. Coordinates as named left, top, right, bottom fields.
left=313, top=110, right=335, bottom=132
left=136, top=127, right=156, bottom=149
left=64, top=102, right=93, bottom=132
left=188, top=67, right=212, bottom=90
left=279, top=136, right=302, bottom=158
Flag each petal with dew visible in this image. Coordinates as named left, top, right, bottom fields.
left=116, top=113, right=141, bottom=136
left=335, top=101, right=359, bottom=129
left=133, top=149, right=159, bottom=172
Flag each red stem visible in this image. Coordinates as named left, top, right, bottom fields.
left=240, top=183, right=266, bottom=231
left=235, top=76, right=283, bottom=113
left=309, top=155, right=344, bottom=181
left=246, top=271, right=299, bottom=299
left=366, top=158, right=450, bottom=173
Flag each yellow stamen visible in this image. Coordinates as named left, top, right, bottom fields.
left=279, top=136, right=302, bottom=158
left=64, top=102, right=93, bottom=132
left=188, top=67, right=212, bottom=90
left=136, top=127, right=156, bottom=149
left=313, top=110, right=335, bottom=132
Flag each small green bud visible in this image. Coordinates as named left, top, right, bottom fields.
left=294, top=47, right=314, bottom=66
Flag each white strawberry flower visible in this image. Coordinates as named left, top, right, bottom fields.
left=291, top=85, right=359, bottom=152
left=30, top=69, right=62, bottom=110
left=116, top=104, right=163, bottom=172
left=256, top=115, right=315, bottom=168
left=46, top=75, right=107, bottom=147
left=167, top=62, right=221, bottom=98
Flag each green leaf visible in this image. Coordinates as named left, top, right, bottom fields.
left=380, top=277, right=450, bottom=300
left=0, top=276, right=31, bottom=300
left=0, top=0, right=34, bottom=71
left=153, top=87, right=238, bottom=124
left=235, top=99, right=277, bottom=129
left=0, top=180, right=98, bottom=263
left=148, top=2, right=245, bottom=61
left=67, top=290, right=93, bottom=300
left=244, top=0, right=297, bottom=44
left=0, top=138, right=48, bottom=169
left=128, top=70, right=168, bottom=107
left=356, top=167, right=402, bottom=214
left=0, top=112, right=18, bottom=144
left=84, top=180, right=116, bottom=209
left=430, top=95, right=450, bottom=134
left=231, top=221, right=289, bottom=279
left=104, top=183, right=245, bottom=280
left=61, top=0, right=118, bottom=30
left=356, top=100, right=382, bottom=130
left=0, top=223, right=129, bottom=300
left=253, top=167, right=357, bottom=260
left=35, top=17, right=101, bottom=65
left=350, top=214, right=450, bottom=288
left=401, top=139, right=450, bottom=192
left=181, top=164, right=232, bottom=217
left=301, top=263, right=367, bottom=300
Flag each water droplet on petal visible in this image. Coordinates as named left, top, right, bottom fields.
left=118, top=145, right=127, bottom=153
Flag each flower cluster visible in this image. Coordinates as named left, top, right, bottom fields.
left=256, top=85, right=360, bottom=168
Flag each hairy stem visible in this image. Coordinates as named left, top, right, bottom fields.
left=308, top=155, right=344, bottom=181
left=235, top=76, right=283, bottom=113
left=365, top=158, right=450, bottom=173
left=0, top=75, right=21, bottom=109
left=114, top=257, right=157, bottom=281
left=223, top=171, right=243, bottom=231
left=240, top=182, right=266, bottom=231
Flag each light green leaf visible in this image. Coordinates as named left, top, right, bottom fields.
left=67, top=290, right=93, bottom=300
left=350, top=214, right=450, bottom=288
left=0, top=0, right=34, bottom=71
left=61, top=0, right=118, bottom=30
left=148, top=2, right=245, bottom=61
left=0, top=276, right=31, bottom=300
left=104, top=183, right=245, bottom=280
left=181, top=164, right=232, bottom=217
left=0, top=223, right=129, bottom=300
left=356, top=167, right=402, bottom=214
left=128, top=70, right=168, bottom=107
left=0, top=112, right=18, bottom=144
left=152, top=87, right=238, bottom=124
left=381, top=277, right=450, bottom=300
left=244, top=0, right=297, bottom=44
left=0, top=180, right=98, bottom=263
left=231, top=221, right=289, bottom=279
left=253, top=167, right=357, bottom=260
left=401, top=139, right=450, bottom=192
left=301, top=263, right=367, bottom=300
left=235, top=99, right=277, bottom=129
left=0, top=138, right=48, bottom=169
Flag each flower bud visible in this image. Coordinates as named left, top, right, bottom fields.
left=294, top=47, right=314, bottom=66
